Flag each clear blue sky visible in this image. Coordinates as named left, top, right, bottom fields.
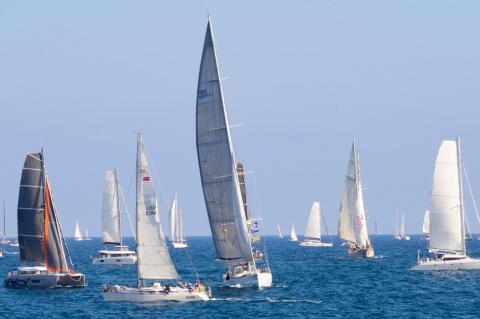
left=1, top=1, right=479, bottom=237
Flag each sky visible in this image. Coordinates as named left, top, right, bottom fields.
left=1, top=1, right=479, bottom=237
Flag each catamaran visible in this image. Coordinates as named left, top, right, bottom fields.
left=395, top=211, right=411, bottom=240
left=92, top=169, right=137, bottom=265
left=196, top=17, right=272, bottom=289
left=338, top=140, right=374, bottom=258
left=277, top=224, right=284, bottom=238
left=169, top=194, right=188, bottom=249
left=4, top=149, right=86, bottom=288
left=300, top=202, right=333, bottom=247
left=423, top=210, right=430, bottom=240
left=102, top=134, right=209, bottom=302
left=411, top=138, right=480, bottom=271
left=290, top=225, right=298, bottom=241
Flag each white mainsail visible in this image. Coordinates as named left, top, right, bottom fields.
left=196, top=18, right=253, bottom=263
left=429, top=139, right=465, bottom=254
left=338, top=140, right=370, bottom=247
left=74, top=221, right=83, bottom=240
left=290, top=225, right=298, bottom=241
left=400, top=213, right=406, bottom=237
left=102, top=170, right=121, bottom=245
left=277, top=224, right=283, bottom=238
left=136, top=134, right=179, bottom=282
left=304, top=202, right=321, bottom=240
left=169, top=194, right=178, bottom=242
left=423, top=210, right=430, bottom=235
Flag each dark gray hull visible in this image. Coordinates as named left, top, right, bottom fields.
left=4, top=272, right=86, bottom=289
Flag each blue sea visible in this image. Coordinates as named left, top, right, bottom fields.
left=1, top=236, right=480, bottom=318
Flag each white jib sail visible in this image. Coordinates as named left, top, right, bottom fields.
left=102, top=170, right=121, bottom=245
left=277, top=224, right=283, bottom=238
left=423, top=210, right=430, bottom=235
left=74, top=220, right=83, bottom=239
left=169, top=194, right=178, bottom=242
left=136, top=135, right=179, bottom=280
left=290, top=225, right=298, bottom=241
left=305, top=202, right=321, bottom=240
left=429, top=139, right=465, bottom=254
left=400, top=213, right=406, bottom=237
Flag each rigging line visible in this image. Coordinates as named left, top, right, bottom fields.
left=465, top=213, right=473, bottom=239
left=183, top=247, right=200, bottom=283
left=321, top=210, right=333, bottom=244
left=118, top=184, right=136, bottom=242
left=462, top=162, right=480, bottom=224
left=142, top=145, right=171, bottom=217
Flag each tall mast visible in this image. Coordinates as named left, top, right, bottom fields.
left=457, top=137, right=466, bottom=254
left=3, top=200, right=5, bottom=238
left=136, top=133, right=141, bottom=288
left=115, top=169, right=122, bottom=246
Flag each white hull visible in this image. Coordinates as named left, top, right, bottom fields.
left=411, top=256, right=480, bottom=271
left=172, top=242, right=188, bottom=249
left=92, top=255, right=137, bottom=265
left=4, top=270, right=86, bottom=289
left=299, top=240, right=333, bottom=247
left=223, top=269, right=272, bottom=288
left=101, top=285, right=209, bottom=302
left=395, top=236, right=410, bottom=240
left=289, top=238, right=298, bottom=242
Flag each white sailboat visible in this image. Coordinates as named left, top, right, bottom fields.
left=338, top=140, right=374, bottom=258
left=92, top=169, right=137, bottom=265
left=1, top=201, right=10, bottom=246
left=300, top=202, right=333, bottom=247
left=423, top=210, right=430, bottom=240
left=395, top=211, right=410, bottom=240
left=169, top=194, right=188, bottom=249
left=277, top=224, right=284, bottom=239
left=290, top=225, right=298, bottom=242
left=102, top=134, right=210, bottom=302
left=411, top=138, right=480, bottom=271
left=74, top=220, right=84, bottom=241
left=195, top=17, right=272, bottom=289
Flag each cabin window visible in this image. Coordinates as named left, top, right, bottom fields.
left=32, top=280, right=40, bottom=283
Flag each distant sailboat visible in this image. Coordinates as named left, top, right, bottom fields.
left=300, top=202, right=333, bottom=247
left=84, top=229, right=91, bottom=240
left=195, top=17, right=272, bottom=288
left=422, top=210, right=430, bottom=240
left=411, top=138, right=480, bottom=271
left=4, top=149, right=86, bottom=288
left=277, top=224, right=284, bottom=238
left=395, top=211, right=410, bottom=240
left=1, top=201, right=10, bottom=245
left=92, top=169, right=137, bottom=265
left=74, top=221, right=83, bottom=241
left=338, top=140, right=374, bottom=258
left=290, top=225, right=298, bottom=242
left=102, top=134, right=210, bottom=302
left=169, top=194, right=188, bottom=249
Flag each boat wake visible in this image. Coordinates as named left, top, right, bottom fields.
left=210, top=297, right=321, bottom=304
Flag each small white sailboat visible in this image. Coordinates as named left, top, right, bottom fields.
left=277, top=224, right=284, bottom=238
left=1, top=201, right=10, bottom=246
left=411, top=138, right=480, bottom=271
left=102, top=134, right=210, bottom=302
left=196, top=17, right=272, bottom=289
left=422, top=210, right=430, bottom=240
left=395, top=211, right=411, bottom=240
left=290, top=225, right=298, bottom=242
left=92, top=169, right=137, bottom=265
left=169, top=194, right=188, bottom=249
left=300, top=202, right=333, bottom=247
left=74, top=221, right=84, bottom=241
left=338, top=140, right=374, bottom=258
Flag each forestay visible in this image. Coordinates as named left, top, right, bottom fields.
left=136, top=135, right=179, bottom=280
left=195, top=18, right=253, bottom=262
left=429, top=140, right=465, bottom=254
left=305, top=202, right=321, bottom=240
left=102, top=170, right=121, bottom=245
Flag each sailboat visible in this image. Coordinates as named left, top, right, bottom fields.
left=423, top=210, right=430, bottom=240
left=290, top=225, right=298, bottom=242
left=395, top=211, right=411, bottom=240
left=102, top=134, right=210, bottom=302
left=338, top=140, right=374, bottom=258
left=4, top=149, right=86, bottom=288
left=196, top=17, right=272, bottom=289
left=92, top=169, right=137, bottom=265
left=84, top=229, right=91, bottom=240
left=411, top=138, right=480, bottom=271
left=277, top=224, right=284, bottom=238
left=1, top=201, right=10, bottom=245
left=300, top=202, right=333, bottom=247
left=169, top=194, right=188, bottom=249
left=74, top=221, right=84, bottom=241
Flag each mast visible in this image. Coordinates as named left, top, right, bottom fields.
left=114, top=169, right=122, bottom=246
left=457, top=137, right=466, bottom=254
left=3, top=200, right=5, bottom=238
left=136, top=133, right=141, bottom=288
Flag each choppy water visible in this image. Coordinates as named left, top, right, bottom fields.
left=1, top=236, right=480, bottom=318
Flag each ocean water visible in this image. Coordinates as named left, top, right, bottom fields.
left=1, top=235, right=480, bottom=318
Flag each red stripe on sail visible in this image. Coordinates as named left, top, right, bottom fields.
left=143, top=176, right=150, bottom=181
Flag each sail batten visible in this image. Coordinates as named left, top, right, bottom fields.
left=196, top=18, right=253, bottom=262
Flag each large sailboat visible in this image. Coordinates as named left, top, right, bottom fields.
left=300, top=202, right=333, bottom=247
left=196, top=17, right=272, bottom=289
left=422, top=210, right=430, bottom=240
left=102, top=134, right=209, bottom=302
left=4, top=150, right=86, bottom=288
left=92, top=169, right=137, bottom=265
left=169, top=194, right=188, bottom=249
left=411, top=139, right=480, bottom=271
left=338, top=140, right=374, bottom=258
left=395, top=211, right=411, bottom=240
